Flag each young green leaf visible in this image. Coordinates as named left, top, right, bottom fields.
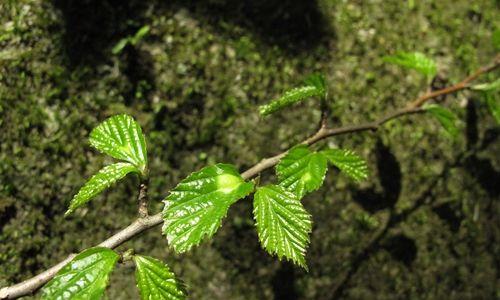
left=162, top=164, right=254, bottom=253
left=253, top=185, right=312, bottom=269
left=483, top=92, right=500, bottom=123
left=471, top=78, right=500, bottom=92
left=424, top=104, right=460, bottom=138
left=276, top=145, right=328, bottom=198
left=383, top=51, right=437, bottom=77
left=112, top=38, right=129, bottom=55
left=134, top=255, right=187, bottom=300
left=304, top=73, right=326, bottom=92
left=42, top=247, right=119, bottom=300
left=65, top=162, right=139, bottom=215
left=321, top=149, right=369, bottom=181
left=89, top=114, right=148, bottom=174
left=130, top=25, right=150, bottom=45
left=259, top=75, right=327, bottom=116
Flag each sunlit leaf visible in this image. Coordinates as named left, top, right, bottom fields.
left=259, top=75, right=327, bottom=116
left=383, top=51, right=437, bottom=77
left=321, top=149, right=369, bottom=181
left=134, top=255, right=187, bottom=300
left=276, top=145, right=327, bottom=198
left=253, top=185, right=312, bottom=269
left=424, top=104, right=460, bottom=138
left=162, top=164, right=254, bottom=253
left=65, top=162, right=139, bottom=215
left=42, top=247, right=119, bottom=300
left=471, top=78, right=500, bottom=92
left=89, top=114, right=148, bottom=173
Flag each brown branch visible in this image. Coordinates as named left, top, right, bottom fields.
left=1, top=55, right=498, bottom=300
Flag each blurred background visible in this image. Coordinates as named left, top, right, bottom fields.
left=0, top=0, right=499, bottom=299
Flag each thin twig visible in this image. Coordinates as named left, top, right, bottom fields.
left=137, top=179, right=149, bottom=218
left=1, top=55, right=498, bottom=300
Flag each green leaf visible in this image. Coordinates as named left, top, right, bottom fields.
left=112, top=38, right=130, bottom=55
left=134, top=255, right=187, bottom=300
left=483, top=92, right=500, bottom=123
left=424, top=104, right=460, bottom=138
left=66, top=162, right=139, bottom=215
left=471, top=78, right=500, bottom=92
left=304, top=73, right=326, bottom=93
left=321, top=149, right=369, bottom=181
left=42, top=247, right=119, bottom=300
left=253, top=185, right=312, bottom=269
left=276, top=145, right=328, bottom=198
left=383, top=51, right=437, bottom=77
left=259, top=78, right=326, bottom=116
left=130, top=25, right=150, bottom=45
left=90, top=114, right=148, bottom=173
left=162, top=163, right=254, bottom=253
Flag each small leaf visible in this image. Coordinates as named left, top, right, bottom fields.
left=483, top=92, right=500, bottom=123
left=66, top=162, right=139, bottom=215
left=42, top=247, right=119, bottom=300
left=259, top=79, right=326, bottom=116
left=383, top=51, right=437, bottom=77
left=321, top=149, right=369, bottom=181
left=276, top=145, right=327, bottom=198
left=304, top=73, right=326, bottom=93
left=424, top=104, right=460, bottom=138
left=253, top=185, right=312, bottom=269
left=134, top=255, right=187, bottom=300
left=90, top=114, right=148, bottom=173
left=162, top=164, right=254, bottom=253
left=112, top=38, right=130, bottom=55
left=471, top=78, right=500, bottom=92
left=130, top=25, right=150, bottom=45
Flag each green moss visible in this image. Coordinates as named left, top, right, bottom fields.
left=1, top=0, right=499, bottom=299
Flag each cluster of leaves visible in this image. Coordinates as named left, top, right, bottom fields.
left=45, top=104, right=368, bottom=298
left=41, top=48, right=498, bottom=298
left=42, top=247, right=187, bottom=300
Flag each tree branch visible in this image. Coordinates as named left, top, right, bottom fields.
left=137, top=179, right=149, bottom=218
left=1, top=55, right=498, bottom=300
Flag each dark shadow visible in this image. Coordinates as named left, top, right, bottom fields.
left=353, top=140, right=402, bottom=213
left=52, top=0, right=152, bottom=67
left=382, top=234, right=417, bottom=267
left=272, top=263, right=299, bottom=300
left=465, top=99, right=478, bottom=149
left=464, top=156, right=500, bottom=197
left=173, top=0, right=332, bottom=55
left=432, top=202, right=462, bottom=232
left=52, top=0, right=332, bottom=68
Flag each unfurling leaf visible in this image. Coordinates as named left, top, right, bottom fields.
left=383, top=51, right=437, bottom=77
left=483, top=92, right=500, bottom=123
left=259, top=75, right=327, bottom=116
left=471, top=78, right=500, bottom=92
left=89, top=114, right=148, bottom=174
left=66, top=162, right=139, bottom=215
left=42, top=247, right=119, bottom=300
left=424, top=104, right=460, bottom=138
left=162, top=164, right=254, bottom=253
left=276, top=145, right=327, bottom=198
left=253, top=185, right=312, bottom=269
left=134, top=255, right=187, bottom=300
left=321, top=149, right=369, bottom=181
